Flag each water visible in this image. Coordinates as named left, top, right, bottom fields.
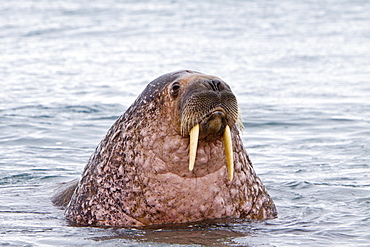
left=1, top=0, right=369, bottom=246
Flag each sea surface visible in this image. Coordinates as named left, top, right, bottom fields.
left=1, top=0, right=369, bottom=246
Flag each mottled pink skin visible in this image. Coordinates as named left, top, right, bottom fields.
left=64, top=71, right=277, bottom=226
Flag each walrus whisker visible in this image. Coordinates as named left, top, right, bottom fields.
left=236, top=107, right=244, bottom=131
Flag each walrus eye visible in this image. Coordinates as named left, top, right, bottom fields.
left=170, top=82, right=180, bottom=97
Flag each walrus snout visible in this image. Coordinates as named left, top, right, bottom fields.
left=179, top=78, right=239, bottom=137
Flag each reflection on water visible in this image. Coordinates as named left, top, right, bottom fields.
left=1, top=0, right=370, bottom=246
left=90, top=221, right=251, bottom=246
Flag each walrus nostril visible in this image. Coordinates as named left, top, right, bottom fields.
left=208, top=79, right=222, bottom=92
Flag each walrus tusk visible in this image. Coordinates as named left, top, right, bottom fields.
left=223, top=125, right=234, bottom=181
left=189, top=124, right=200, bottom=171
left=189, top=124, right=234, bottom=181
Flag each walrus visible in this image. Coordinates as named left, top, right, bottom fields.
left=53, top=70, right=277, bottom=227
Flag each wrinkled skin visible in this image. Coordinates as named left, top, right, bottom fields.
left=55, top=70, right=277, bottom=227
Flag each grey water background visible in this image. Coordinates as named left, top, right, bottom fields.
left=1, top=0, right=369, bottom=246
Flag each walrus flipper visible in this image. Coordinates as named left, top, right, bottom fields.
left=52, top=179, right=79, bottom=208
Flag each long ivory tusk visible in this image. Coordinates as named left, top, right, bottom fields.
left=189, top=124, right=200, bottom=171
left=223, top=125, right=234, bottom=181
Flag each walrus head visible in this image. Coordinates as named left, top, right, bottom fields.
left=168, top=72, right=242, bottom=180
